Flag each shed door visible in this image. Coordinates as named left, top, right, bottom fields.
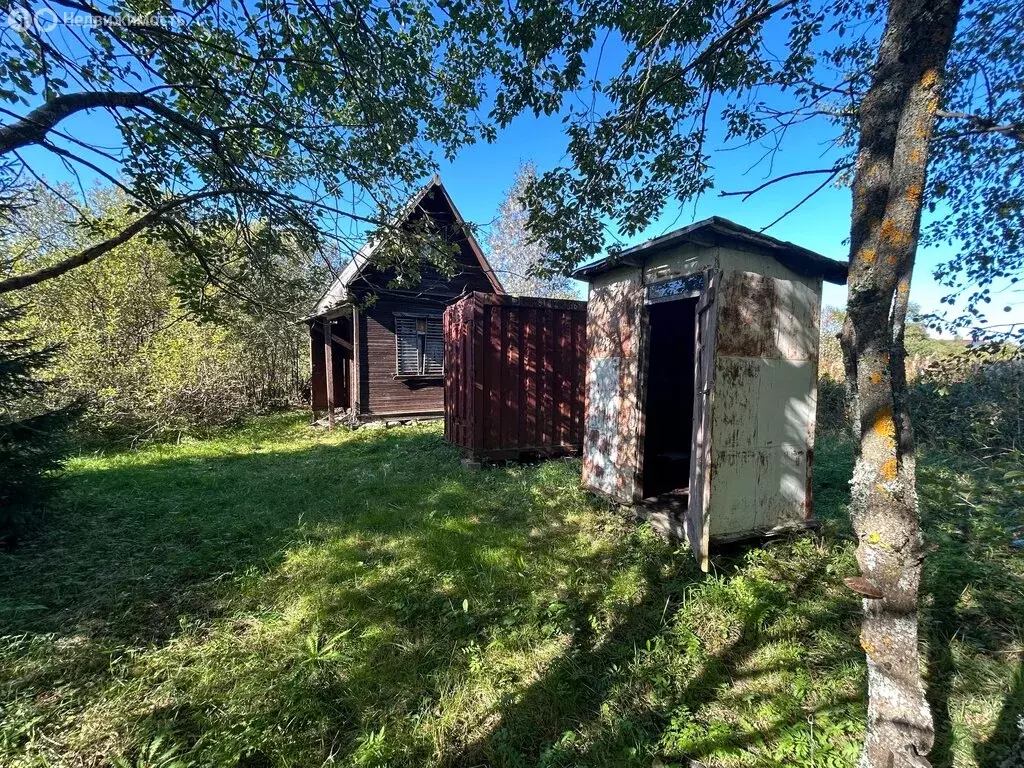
left=686, top=269, right=718, bottom=572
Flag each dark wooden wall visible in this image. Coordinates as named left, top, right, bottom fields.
left=444, top=292, right=588, bottom=461
left=310, top=182, right=501, bottom=421
left=347, top=189, right=500, bottom=419
left=359, top=298, right=446, bottom=418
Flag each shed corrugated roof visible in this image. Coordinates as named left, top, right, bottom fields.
left=571, top=216, right=848, bottom=284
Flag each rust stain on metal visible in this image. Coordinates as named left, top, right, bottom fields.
left=804, top=446, right=815, bottom=519
left=444, top=292, right=587, bottom=462
left=716, top=272, right=779, bottom=358
left=579, top=272, right=645, bottom=502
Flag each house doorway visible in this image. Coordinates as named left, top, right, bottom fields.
left=641, top=297, right=698, bottom=499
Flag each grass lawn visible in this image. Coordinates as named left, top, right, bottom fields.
left=0, top=415, right=1021, bottom=767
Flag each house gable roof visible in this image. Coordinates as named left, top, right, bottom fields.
left=571, top=216, right=848, bottom=285
left=310, top=176, right=502, bottom=318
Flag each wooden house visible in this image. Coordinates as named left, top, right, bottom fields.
left=307, top=177, right=502, bottom=423
left=572, top=217, right=847, bottom=570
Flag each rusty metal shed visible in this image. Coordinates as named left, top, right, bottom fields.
left=444, top=292, right=587, bottom=462
left=572, top=216, right=847, bottom=570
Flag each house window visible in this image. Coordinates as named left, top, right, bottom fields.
left=395, top=314, right=443, bottom=376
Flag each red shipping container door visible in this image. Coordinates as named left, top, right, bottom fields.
left=444, top=292, right=588, bottom=462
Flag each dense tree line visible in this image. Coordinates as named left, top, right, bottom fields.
left=4, top=185, right=325, bottom=438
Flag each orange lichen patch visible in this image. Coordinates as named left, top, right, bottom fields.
left=899, top=281, right=910, bottom=294
left=907, top=184, right=923, bottom=203
left=872, top=406, right=896, bottom=442
left=881, top=219, right=912, bottom=249
left=888, top=254, right=900, bottom=265
left=909, top=149, right=923, bottom=164
left=861, top=248, right=877, bottom=263
left=881, top=456, right=898, bottom=481
left=921, top=68, right=939, bottom=89
left=870, top=371, right=882, bottom=384
left=860, top=635, right=874, bottom=655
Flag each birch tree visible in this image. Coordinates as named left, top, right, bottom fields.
left=486, top=163, right=577, bottom=298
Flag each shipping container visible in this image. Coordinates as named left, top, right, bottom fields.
left=444, top=292, right=588, bottom=462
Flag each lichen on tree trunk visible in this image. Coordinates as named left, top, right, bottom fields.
left=840, top=0, right=963, bottom=766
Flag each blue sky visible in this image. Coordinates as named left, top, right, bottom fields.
left=436, top=96, right=1014, bottom=334
left=428, top=17, right=1021, bottom=335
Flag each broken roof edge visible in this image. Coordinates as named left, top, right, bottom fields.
left=307, top=175, right=502, bottom=320
left=571, top=216, right=849, bottom=285
left=298, top=301, right=352, bottom=324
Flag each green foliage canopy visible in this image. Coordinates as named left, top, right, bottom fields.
left=6, top=185, right=321, bottom=436
left=493, top=0, right=1023, bottom=339
left=0, top=0, right=506, bottom=301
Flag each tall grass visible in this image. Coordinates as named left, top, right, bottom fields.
left=0, top=416, right=1020, bottom=767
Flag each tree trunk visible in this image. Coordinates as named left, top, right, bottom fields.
left=840, top=0, right=963, bottom=766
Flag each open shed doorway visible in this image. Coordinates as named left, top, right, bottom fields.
left=641, top=296, right=698, bottom=499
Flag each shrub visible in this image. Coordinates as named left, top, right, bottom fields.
left=0, top=303, right=82, bottom=541
left=909, top=356, right=1023, bottom=453
left=6, top=185, right=321, bottom=441
left=816, top=354, right=1023, bottom=455
left=816, top=377, right=850, bottom=436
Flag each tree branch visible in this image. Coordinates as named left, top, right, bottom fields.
left=720, top=163, right=852, bottom=201
left=0, top=181, right=399, bottom=294
left=0, top=91, right=213, bottom=156
left=936, top=109, right=1024, bottom=144
left=760, top=165, right=846, bottom=231
left=629, top=0, right=800, bottom=119
left=0, top=191, right=228, bottom=294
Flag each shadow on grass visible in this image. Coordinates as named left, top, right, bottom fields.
left=916, top=452, right=1024, bottom=768
left=3, top=418, right=699, bottom=764
left=0, top=424, right=871, bottom=766
left=451, top=542, right=863, bottom=767
left=1, top=421, right=470, bottom=643
left=812, top=436, right=1024, bottom=768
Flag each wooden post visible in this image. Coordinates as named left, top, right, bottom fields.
left=351, top=305, right=360, bottom=415
left=309, top=325, right=317, bottom=421
left=323, top=318, right=335, bottom=430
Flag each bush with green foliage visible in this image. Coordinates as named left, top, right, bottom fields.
left=816, top=378, right=850, bottom=438
left=817, top=305, right=1022, bottom=455
left=909, top=357, right=1024, bottom=453
left=4, top=186, right=324, bottom=440
left=0, top=302, right=81, bottom=540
